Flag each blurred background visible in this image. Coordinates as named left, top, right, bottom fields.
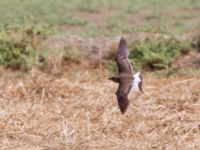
left=0, top=0, right=199, bottom=76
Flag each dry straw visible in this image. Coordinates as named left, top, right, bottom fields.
left=0, top=70, right=200, bottom=149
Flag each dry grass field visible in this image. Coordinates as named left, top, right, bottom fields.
left=0, top=69, right=200, bottom=150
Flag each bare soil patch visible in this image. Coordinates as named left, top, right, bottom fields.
left=173, top=51, right=200, bottom=69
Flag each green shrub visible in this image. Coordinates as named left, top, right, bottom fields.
left=0, top=24, right=49, bottom=70
left=105, top=59, right=118, bottom=73
left=0, top=40, right=36, bottom=70
left=106, top=14, right=130, bottom=36
left=129, top=37, right=190, bottom=70
left=63, top=46, right=82, bottom=63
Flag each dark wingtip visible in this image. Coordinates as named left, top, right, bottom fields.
left=120, top=108, right=127, bottom=114
left=117, top=94, right=129, bottom=114
left=120, top=36, right=126, bottom=44
left=118, top=36, right=127, bottom=52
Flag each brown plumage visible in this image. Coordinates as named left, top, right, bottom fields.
left=108, top=36, right=143, bottom=114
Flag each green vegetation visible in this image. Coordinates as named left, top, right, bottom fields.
left=0, top=25, right=50, bottom=70
left=129, top=37, right=190, bottom=70
left=0, top=0, right=199, bottom=72
left=63, top=46, right=82, bottom=63
left=105, top=60, right=118, bottom=73
left=105, top=14, right=130, bottom=36
left=106, top=36, right=193, bottom=74
left=0, top=0, right=199, bottom=36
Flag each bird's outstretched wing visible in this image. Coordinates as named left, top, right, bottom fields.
left=116, top=78, right=133, bottom=113
left=115, top=37, right=133, bottom=75
left=117, top=94, right=129, bottom=114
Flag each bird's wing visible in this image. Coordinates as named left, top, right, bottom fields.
left=133, top=72, right=143, bottom=93
left=116, top=78, right=133, bottom=113
left=116, top=94, right=129, bottom=114
left=115, top=37, right=133, bottom=75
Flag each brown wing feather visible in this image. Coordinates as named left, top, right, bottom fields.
left=117, top=94, right=129, bottom=114
left=115, top=37, right=133, bottom=75
left=116, top=78, right=133, bottom=113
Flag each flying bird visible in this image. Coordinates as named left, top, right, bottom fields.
left=108, top=36, right=143, bottom=114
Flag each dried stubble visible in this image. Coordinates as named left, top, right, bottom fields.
left=0, top=70, right=200, bottom=150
